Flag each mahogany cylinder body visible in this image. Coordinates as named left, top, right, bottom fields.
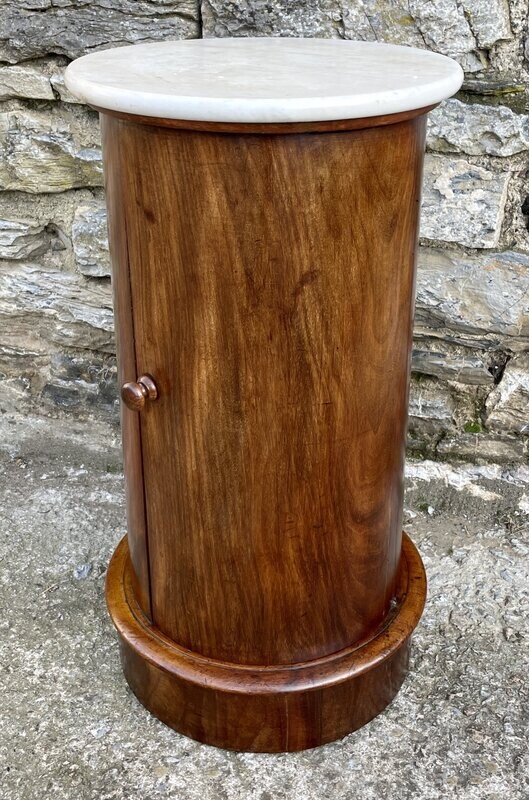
left=102, top=111, right=428, bottom=751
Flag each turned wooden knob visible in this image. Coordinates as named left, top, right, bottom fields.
left=121, top=374, right=158, bottom=411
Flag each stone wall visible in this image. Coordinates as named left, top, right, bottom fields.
left=1, top=1, right=528, bottom=464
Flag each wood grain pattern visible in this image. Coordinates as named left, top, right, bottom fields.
left=106, top=531, right=426, bottom=752
left=101, top=121, right=151, bottom=618
left=106, top=114, right=426, bottom=665
left=102, top=109, right=429, bottom=749
left=94, top=104, right=435, bottom=134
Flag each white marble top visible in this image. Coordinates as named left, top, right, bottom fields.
left=64, top=38, right=463, bottom=123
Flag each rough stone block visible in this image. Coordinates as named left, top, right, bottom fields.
left=0, top=1, right=199, bottom=63
left=411, top=340, right=494, bottom=384
left=0, top=219, right=50, bottom=260
left=0, top=61, right=55, bottom=100
left=428, top=98, right=529, bottom=156
left=42, top=352, right=118, bottom=416
left=437, top=432, right=526, bottom=464
left=421, top=155, right=509, bottom=248
left=0, top=56, right=83, bottom=103
left=201, top=0, right=512, bottom=72
left=407, top=375, right=487, bottom=455
left=459, top=0, right=512, bottom=49
left=415, top=248, right=529, bottom=347
left=408, top=377, right=456, bottom=425
left=407, top=0, right=481, bottom=69
left=0, top=106, right=102, bottom=193
left=50, top=67, right=84, bottom=105
left=0, top=264, right=114, bottom=354
left=0, top=189, right=110, bottom=285
left=486, top=354, right=529, bottom=433
left=202, top=1, right=344, bottom=38
left=72, top=203, right=110, bottom=277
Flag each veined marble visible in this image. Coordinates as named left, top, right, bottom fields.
left=64, top=38, right=463, bottom=123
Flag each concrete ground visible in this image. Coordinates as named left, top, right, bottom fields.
left=1, top=411, right=528, bottom=800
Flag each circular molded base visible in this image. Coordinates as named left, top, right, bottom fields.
left=106, top=534, right=426, bottom=752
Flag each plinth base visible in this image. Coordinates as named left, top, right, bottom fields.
left=106, top=534, right=426, bottom=752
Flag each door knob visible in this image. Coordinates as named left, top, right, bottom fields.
left=121, top=374, right=158, bottom=411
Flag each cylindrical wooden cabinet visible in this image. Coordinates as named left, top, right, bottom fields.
left=65, top=38, right=463, bottom=752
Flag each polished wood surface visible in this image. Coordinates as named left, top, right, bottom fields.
left=95, top=103, right=435, bottom=134
left=106, top=532, right=426, bottom=752
left=101, top=109, right=429, bottom=750
left=102, top=124, right=151, bottom=618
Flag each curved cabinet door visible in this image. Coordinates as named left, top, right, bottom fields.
left=102, top=119, right=151, bottom=619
